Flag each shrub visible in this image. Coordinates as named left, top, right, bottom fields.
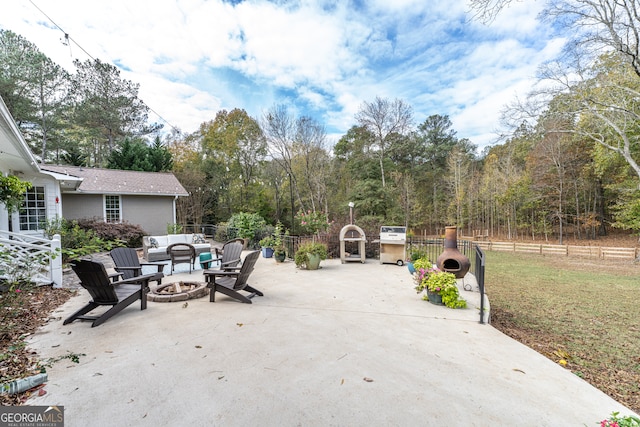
left=0, top=175, right=32, bottom=213
left=295, top=210, right=332, bottom=236
left=166, top=223, right=183, bottom=234
left=214, top=223, right=237, bottom=243
left=76, top=218, right=146, bottom=247
left=228, top=212, right=266, bottom=243
left=43, top=218, right=125, bottom=263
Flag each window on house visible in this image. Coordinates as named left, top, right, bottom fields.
left=19, top=186, right=46, bottom=231
left=104, top=195, right=121, bottom=223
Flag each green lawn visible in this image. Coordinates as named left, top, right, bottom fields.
left=485, top=251, right=640, bottom=412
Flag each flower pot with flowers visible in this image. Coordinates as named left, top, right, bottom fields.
left=414, top=259, right=467, bottom=309
left=599, top=411, right=640, bottom=427
left=412, top=258, right=441, bottom=304
left=406, top=247, right=428, bottom=274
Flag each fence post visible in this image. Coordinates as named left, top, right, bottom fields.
left=50, top=234, right=63, bottom=288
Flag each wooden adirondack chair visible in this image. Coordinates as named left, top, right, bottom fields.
left=203, top=250, right=263, bottom=304
left=212, top=238, right=244, bottom=270
left=65, top=259, right=155, bottom=327
left=110, top=247, right=165, bottom=286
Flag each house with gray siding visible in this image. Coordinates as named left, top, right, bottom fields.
left=40, top=166, right=188, bottom=236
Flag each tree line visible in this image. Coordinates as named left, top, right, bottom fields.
left=3, top=0, right=640, bottom=243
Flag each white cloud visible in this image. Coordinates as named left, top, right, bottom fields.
left=0, top=0, right=565, bottom=151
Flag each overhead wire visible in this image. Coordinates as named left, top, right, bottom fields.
left=28, top=0, right=181, bottom=134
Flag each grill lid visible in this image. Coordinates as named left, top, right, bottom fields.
left=379, top=226, right=406, bottom=242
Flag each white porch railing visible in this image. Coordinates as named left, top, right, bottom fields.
left=0, top=231, right=62, bottom=288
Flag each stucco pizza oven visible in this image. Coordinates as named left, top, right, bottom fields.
left=339, top=224, right=366, bottom=263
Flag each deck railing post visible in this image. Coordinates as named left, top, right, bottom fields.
left=475, top=244, right=486, bottom=324
left=50, top=234, right=63, bottom=288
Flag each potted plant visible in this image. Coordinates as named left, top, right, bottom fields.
left=274, top=244, right=287, bottom=263
left=272, top=222, right=287, bottom=263
left=599, top=412, right=640, bottom=427
left=294, top=241, right=328, bottom=270
left=406, top=247, right=428, bottom=274
left=412, top=257, right=437, bottom=294
left=414, top=263, right=467, bottom=308
left=259, top=236, right=276, bottom=258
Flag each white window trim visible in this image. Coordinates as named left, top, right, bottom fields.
left=19, top=186, right=46, bottom=231
left=103, top=194, right=122, bottom=223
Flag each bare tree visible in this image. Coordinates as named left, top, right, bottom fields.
left=468, top=0, right=516, bottom=23
left=355, top=96, right=413, bottom=187
left=471, top=0, right=640, bottom=79
left=294, top=116, right=329, bottom=213
left=545, top=0, right=640, bottom=78
left=261, top=104, right=302, bottom=227
left=513, top=53, right=640, bottom=185
left=262, top=104, right=296, bottom=182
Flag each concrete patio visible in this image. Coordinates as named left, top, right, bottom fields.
left=27, top=253, right=636, bottom=426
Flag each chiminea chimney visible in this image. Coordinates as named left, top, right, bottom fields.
left=436, top=226, right=470, bottom=279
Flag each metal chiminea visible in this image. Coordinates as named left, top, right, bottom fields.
left=436, top=226, right=470, bottom=279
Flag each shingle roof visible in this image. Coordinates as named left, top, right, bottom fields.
left=41, top=165, right=189, bottom=197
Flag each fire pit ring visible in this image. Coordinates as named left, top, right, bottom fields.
left=147, top=281, right=208, bottom=302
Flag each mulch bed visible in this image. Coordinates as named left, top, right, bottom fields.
left=0, top=285, right=75, bottom=405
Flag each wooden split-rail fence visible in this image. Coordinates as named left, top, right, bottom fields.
left=474, top=241, right=639, bottom=261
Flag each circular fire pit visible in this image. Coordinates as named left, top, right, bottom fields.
left=148, top=281, right=208, bottom=302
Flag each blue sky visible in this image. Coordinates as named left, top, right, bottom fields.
left=1, top=0, right=564, bottom=151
